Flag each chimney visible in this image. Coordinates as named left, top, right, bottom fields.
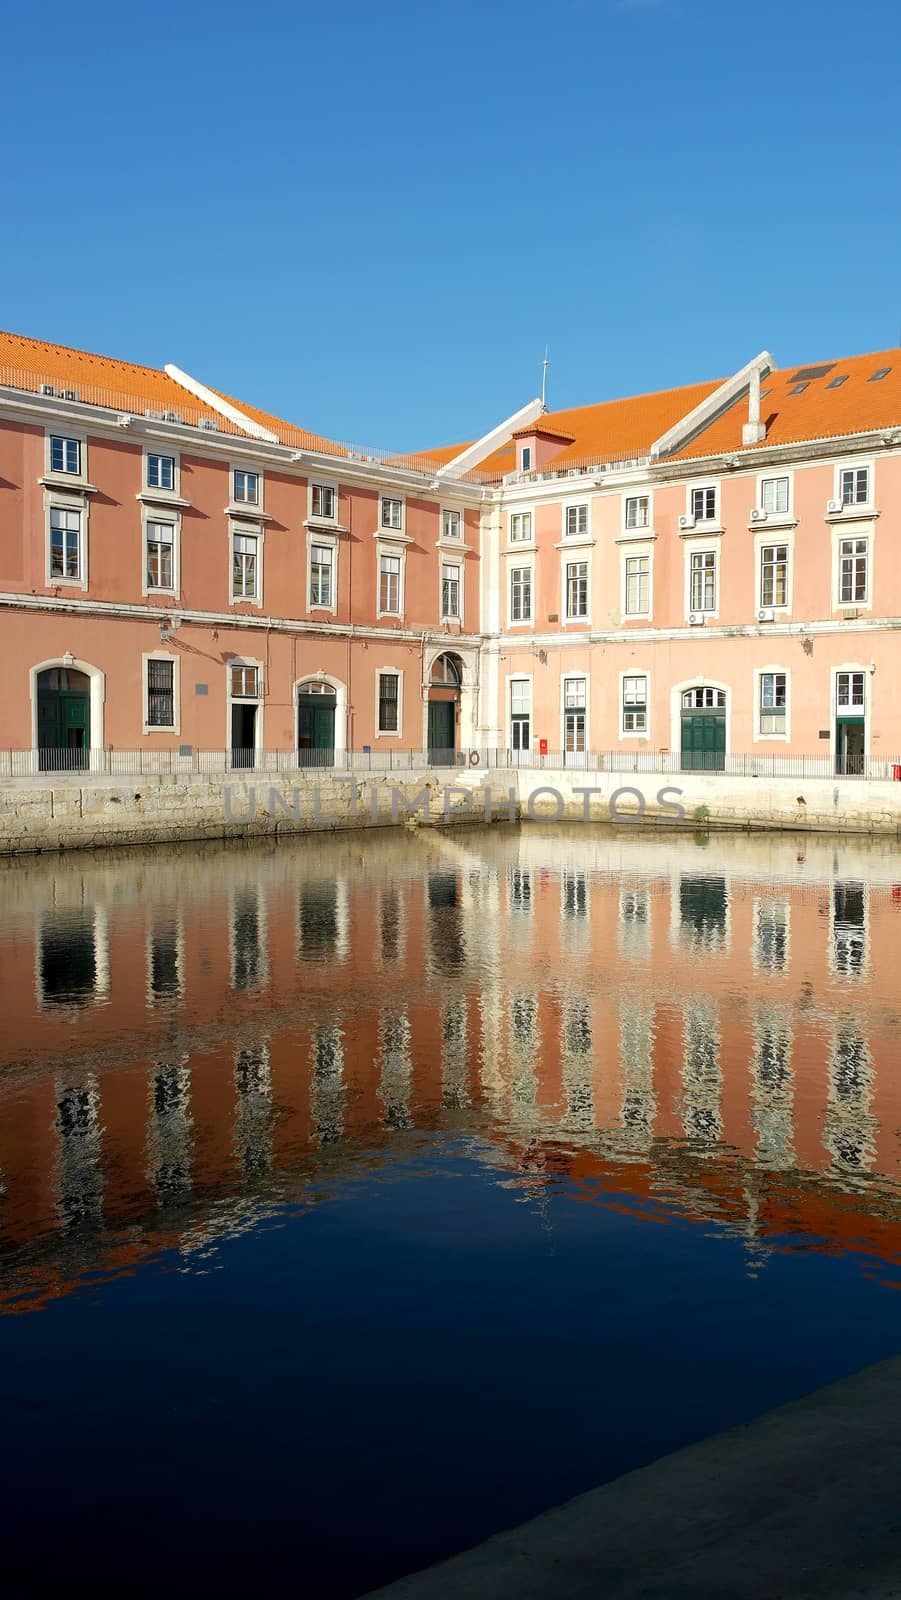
left=742, top=368, right=766, bottom=445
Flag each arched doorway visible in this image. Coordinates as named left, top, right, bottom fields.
left=36, top=666, right=91, bottom=771
left=680, top=686, right=726, bottom=771
left=297, top=679, right=337, bottom=766
left=428, top=653, right=462, bottom=765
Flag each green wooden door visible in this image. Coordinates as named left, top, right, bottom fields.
left=681, top=710, right=726, bottom=772
left=835, top=717, right=865, bottom=776
left=427, top=700, right=455, bottom=765
left=38, top=690, right=89, bottom=770
left=297, top=696, right=336, bottom=766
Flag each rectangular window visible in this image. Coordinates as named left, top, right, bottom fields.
left=442, top=509, right=461, bottom=540
left=510, top=679, right=530, bottom=750
left=510, top=565, right=532, bottom=622
left=310, top=543, right=333, bottom=607
left=837, top=671, right=865, bottom=709
left=232, top=531, right=259, bottom=599
left=510, top=511, right=532, bottom=542
left=379, top=553, right=401, bottom=614
left=761, top=476, right=789, bottom=515
left=381, top=496, right=403, bottom=531
left=759, top=671, right=787, bottom=735
left=625, top=495, right=649, bottom=530
left=623, top=674, right=648, bottom=733
left=566, top=560, right=588, bottom=619
left=565, top=504, right=588, bottom=537
left=146, top=521, right=174, bottom=590
left=760, top=543, right=788, bottom=607
left=233, top=469, right=259, bottom=505
left=520, top=446, right=532, bottom=472
left=311, top=483, right=336, bottom=520
left=50, top=436, right=80, bottom=475
left=378, top=672, right=399, bottom=734
left=840, top=467, right=869, bottom=505
left=147, top=453, right=175, bottom=491
left=839, top=537, right=868, bottom=603
left=231, top=664, right=259, bottom=698
left=49, top=507, right=81, bottom=579
left=147, top=659, right=175, bottom=727
left=563, top=677, right=586, bottom=752
left=625, top=554, right=649, bottom=615
left=690, top=549, right=717, bottom=611
left=441, top=563, right=461, bottom=619
left=691, top=485, right=717, bottom=521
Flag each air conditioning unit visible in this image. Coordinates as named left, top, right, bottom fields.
left=162, top=410, right=182, bottom=423
left=198, top=417, right=217, bottom=431
left=688, top=613, right=705, bottom=626
left=678, top=514, right=695, bottom=530
left=39, top=383, right=56, bottom=397
left=61, top=389, right=78, bottom=401
left=842, top=607, right=860, bottom=620
left=750, top=507, right=767, bottom=522
left=145, top=408, right=163, bottom=420
left=827, top=498, right=843, bottom=514
left=757, top=607, right=775, bottom=622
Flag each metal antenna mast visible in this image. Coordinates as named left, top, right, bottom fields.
left=540, top=345, right=550, bottom=410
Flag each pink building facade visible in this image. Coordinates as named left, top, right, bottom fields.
left=1, top=333, right=900, bottom=774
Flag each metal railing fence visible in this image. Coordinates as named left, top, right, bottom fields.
left=2, top=748, right=900, bottom=782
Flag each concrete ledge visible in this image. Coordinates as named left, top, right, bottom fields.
left=366, top=1354, right=901, bottom=1600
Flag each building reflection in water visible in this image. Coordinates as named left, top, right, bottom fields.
left=3, top=828, right=901, bottom=1314
left=379, top=1009, right=413, bottom=1129
left=55, top=1077, right=104, bottom=1226
left=147, top=1061, right=193, bottom=1201
left=234, top=1044, right=275, bottom=1177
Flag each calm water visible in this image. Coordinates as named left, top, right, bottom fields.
left=1, top=824, right=901, bottom=1596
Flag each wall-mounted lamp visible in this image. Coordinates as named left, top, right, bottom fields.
left=870, top=660, right=877, bottom=674
left=62, top=650, right=75, bottom=667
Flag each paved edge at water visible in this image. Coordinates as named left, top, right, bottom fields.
left=365, top=1354, right=901, bottom=1600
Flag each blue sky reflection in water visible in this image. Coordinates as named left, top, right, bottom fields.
left=0, top=826, right=900, bottom=1597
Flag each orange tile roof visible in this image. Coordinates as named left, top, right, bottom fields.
left=204, top=384, right=348, bottom=458
left=424, top=378, right=724, bottom=480
left=674, top=348, right=901, bottom=459
left=0, top=328, right=232, bottom=427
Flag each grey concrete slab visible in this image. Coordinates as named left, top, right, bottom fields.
left=365, top=1355, right=901, bottom=1600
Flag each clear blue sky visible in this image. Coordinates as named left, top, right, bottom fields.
left=2, top=0, right=900, bottom=451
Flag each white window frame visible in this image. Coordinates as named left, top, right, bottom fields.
left=144, top=448, right=180, bottom=498
left=563, top=555, right=590, bottom=623
left=229, top=520, right=264, bottom=607
left=622, top=545, right=653, bottom=620
left=755, top=530, right=793, bottom=614
left=561, top=674, right=589, bottom=753
left=231, top=465, right=262, bottom=508
left=377, top=544, right=405, bottom=619
left=508, top=559, right=534, bottom=626
left=441, top=507, right=462, bottom=542
left=380, top=494, right=405, bottom=533
left=562, top=502, right=590, bottom=539
left=623, top=492, right=652, bottom=532
left=308, top=479, right=339, bottom=525
left=619, top=670, right=651, bottom=741
left=141, top=507, right=180, bottom=598
left=509, top=509, right=533, bottom=545
left=684, top=539, right=719, bottom=619
left=45, top=493, right=88, bottom=590
left=835, top=460, right=873, bottom=511
left=754, top=666, right=790, bottom=743
left=831, top=664, right=870, bottom=775
left=687, top=481, right=720, bottom=525
left=44, top=428, right=88, bottom=484
left=756, top=471, right=793, bottom=521
left=440, top=559, right=463, bottom=623
left=307, top=532, right=338, bottom=614
left=508, top=675, right=532, bottom=752
left=142, top=650, right=181, bottom=736
left=831, top=521, right=874, bottom=613
left=375, top=667, right=404, bottom=738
